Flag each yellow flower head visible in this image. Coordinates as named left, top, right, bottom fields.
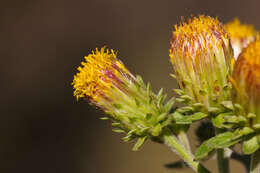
left=72, top=47, right=175, bottom=138
left=225, top=18, right=258, bottom=59
left=72, top=47, right=129, bottom=102
left=170, top=15, right=233, bottom=109
left=232, top=40, right=260, bottom=126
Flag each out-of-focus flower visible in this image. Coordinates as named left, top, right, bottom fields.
left=170, top=15, right=233, bottom=111
left=232, top=40, right=260, bottom=128
left=225, top=18, right=258, bottom=59
left=72, top=47, right=174, bottom=148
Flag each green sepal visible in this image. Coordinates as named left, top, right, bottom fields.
left=157, top=112, right=168, bottom=122
left=157, top=88, right=164, bottom=99
left=145, top=113, right=153, bottom=121
left=112, top=122, right=121, bottom=127
left=173, top=89, right=184, bottom=95
left=177, top=106, right=194, bottom=113
left=112, top=128, right=125, bottom=133
left=152, top=123, right=162, bottom=136
left=180, top=95, right=193, bottom=101
left=138, top=127, right=150, bottom=135
left=132, top=136, right=147, bottom=151
left=170, top=73, right=177, bottom=79
left=163, top=98, right=175, bottom=113
left=243, top=135, right=260, bottom=154
left=175, top=98, right=186, bottom=104
left=100, top=117, right=109, bottom=120
left=113, top=103, right=122, bottom=109
left=192, top=103, right=204, bottom=109
left=211, top=112, right=234, bottom=128
left=134, top=98, right=140, bottom=107
left=173, top=112, right=208, bottom=124
left=147, top=82, right=151, bottom=95
left=157, top=94, right=167, bottom=108
left=207, top=107, right=221, bottom=113
left=221, top=101, right=234, bottom=111
left=136, top=75, right=146, bottom=88
left=248, top=113, right=256, bottom=118
left=253, top=124, right=260, bottom=129
left=122, top=134, right=135, bottom=142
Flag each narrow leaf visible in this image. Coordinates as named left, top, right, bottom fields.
left=132, top=136, right=147, bottom=151
left=243, top=136, right=260, bottom=154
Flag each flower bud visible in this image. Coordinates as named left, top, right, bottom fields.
left=72, top=47, right=174, bottom=141
left=170, top=15, right=233, bottom=109
left=232, top=40, right=260, bottom=127
left=225, top=18, right=258, bottom=59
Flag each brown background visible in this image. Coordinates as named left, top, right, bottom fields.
left=1, top=0, right=259, bottom=172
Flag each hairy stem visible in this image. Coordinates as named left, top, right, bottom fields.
left=250, top=149, right=260, bottom=173
left=163, top=129, right=211, bottom=173
left=216, top=128, right=230, bottom=173
left=178, top=130, right=192, bottom=153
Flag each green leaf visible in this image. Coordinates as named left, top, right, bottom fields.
left=132, top=136, right=147, bottom=151
left=243, top=136, right=260, bottom=154
left=195, top=131, right=243, bottom=160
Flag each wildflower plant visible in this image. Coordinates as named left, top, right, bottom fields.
left=72, top=15, right=260, bottom=173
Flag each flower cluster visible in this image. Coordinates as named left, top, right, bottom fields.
left=72, top=15, right=260, bottom=173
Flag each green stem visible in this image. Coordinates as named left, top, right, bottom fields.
left=178, top=130, right=192, bottom=153
left=250, top=149, right=260, bottom=173
left=216, top=128, right=230, bottom=173
left=163, top=129, right=211, bottom=173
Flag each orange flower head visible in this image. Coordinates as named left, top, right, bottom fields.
left=170, top=15, right=233, bottom=109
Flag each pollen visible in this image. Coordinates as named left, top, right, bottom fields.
left=174, top=15, right=225, bottom=36
left=225, top=18, right=257, bottom=39
left=72, top=47, right=126, bottom=101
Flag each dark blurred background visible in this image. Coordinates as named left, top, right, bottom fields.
left=1, top=0, right=259, bottom=172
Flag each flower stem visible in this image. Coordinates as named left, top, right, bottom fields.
left=178, top=130, right=192, bottom=153
left=216, top=128, right=230, bottom=173
left=163, top=128, right=211, bottom=173
left=250, top=149, right=260, bottom=173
